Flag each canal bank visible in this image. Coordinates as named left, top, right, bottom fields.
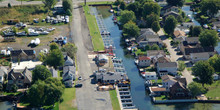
left=94, top=5, right=220, bottom=110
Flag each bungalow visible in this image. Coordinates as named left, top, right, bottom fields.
left=157, top=62, right=178, bottom=77
left=146, top=50, right=166, bottom=58
left=169, top=81, right=190, bottom=99
left=145, top=72, right=157, bottom=80
left=161, top=5, right=179, bottom=16
left=138, top=56, right=151, bottom=67
left=0, top=66, right=8, bottom=84
left=190, top=52, right=210, bottom=63
left=10, top=49, right=36, bottom=62
left=161, top=75, right=187, bottom=91
left=162, top=11, right=180, bottom=20
left=183, top=47, right=215, bottom=59
left=7, top=67, right=32, bottom=90
left=62, top=66, right=75, bottom=87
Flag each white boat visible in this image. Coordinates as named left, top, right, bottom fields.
left=34, top=38, right=40, bottom=45
left=101, top=30, right=110, bottom=35
left=109, top=9, right=114, bottom=13
left=141, top=72, right=146, bottom=78
left=134, top=59, right=138, bottom=65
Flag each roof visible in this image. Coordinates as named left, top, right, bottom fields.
left=163, top=11, right=180, bottom=18
left=138, top=56, right=151, bottom=61
left=190, top=52, right=210, bottom=58
left=184, top=47, right=215, bottom=55
left=161, top=75, right=187, bottom=85
left=170, top=81, right=187, bottom=91
left=161, top=5, right=178, bottom=11
left=8, top=67, right=32, bottom=83
left=157, top=62, right=177, bottom=68
left=145, top=72, right=156, bottom=76
left=11, top=49, right=35, bottom=56
left=98, top=54, right=108, bottom=60
left=185, top=37, right=199, bottom=43
left=63, top=66, right=75, bottom=81
left=173, top=30, right=186, bottom=38
left=102, top=72, right=122, bottom=81
left=147, top=50, right=165, bottom=57
left=150, top=87, right=166, bottom=92
left=64, top=56, right=74, bottom=66
left=50, top=68, right=58, bottom=78
left=0, top=66, right=7, bottom=76
left=157, top=56, right=171, bottom=63
left=137, top=28, right=157, bottom=42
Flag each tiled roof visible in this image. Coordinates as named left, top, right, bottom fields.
left=138, top=56, right=151, bottom=61
left=150, top=87, right=166, bottom=92
left=11, top=49, right=35, bottom=56
left=173, top=30, right=186, bottom=38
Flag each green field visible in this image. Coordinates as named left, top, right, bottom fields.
left=109, top=90, right=120, bottom=110
left=59, top=88, right=77, bottom=110
left=205, top=81, right=220, bottom=100
left=83, top=5, right=104, bottom=51
left=185, top=0, right=193, bottom=3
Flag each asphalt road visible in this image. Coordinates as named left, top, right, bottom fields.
left=71, top=2, right=112, bottom=110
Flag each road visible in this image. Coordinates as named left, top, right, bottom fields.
left=160, top=30, right=193, bottom=84
left=0, top=0, right=115, bottom=7
left=71, top=1, right=112, bottom=110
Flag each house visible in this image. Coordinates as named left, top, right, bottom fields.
left=213, top=74, right=219, bottom=81
left=162, top=11, right=180, bottom=20
left=146, top=50, right=166, bottom=58
left=183, top=47, right=215, bottom=59
left=95, top=71, right=128, bottom=85
left=161, top=75, right=187, bottom=91
left=149, top=86, right=167, bottom=96
left=182, top=22, right=195, bottom=28
left=155, top=56, right=171, bottom=64
left=96, top=54, right=108, bottom=66
left=179, top=37, right=200, bottom=54
left=190, top=52, right=210, bottom=63
left=161, top=5, right=179, bottom=16
left=185, top=37, right=199, bottom=45
left=138, top=56, right=151, bottom=67
left=50, top=68, right=58, bottom=78
left=173, top=30, right=186, bottom=38
left=10, top=49, right=36, bottom=62
left=145, top=72, right=157, bottom=80
left=136, top=28, right=156, bottom=43
left=7, top=67, right=32, bottom=90
left=174, top=36, right=185, bottom=43
left=157, top=62, right=178, bottom=76
left=169, top=81, right=190, bottom=99
left=64, top=55, right=74, bottom=66
left=63, top=66, right=75, bottom=87
left=0, top=66, right=8, bottom=84
left=138, top=35, right=162, bottom=48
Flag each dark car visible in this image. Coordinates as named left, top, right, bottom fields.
left=75, top=84, right=83, bottom=88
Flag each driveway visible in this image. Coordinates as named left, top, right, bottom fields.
left=71, top=2, right=112, bottom=110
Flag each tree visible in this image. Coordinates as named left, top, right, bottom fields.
left=123, top=21, right=140, bottom=38
left=46, top=49, right=64, bottom=69
left=142, top=2, right=161, bottom=17
left=151, top=21, right=160, bottom=33
left=164, top=15, right=178, bottom=35
left=50, top=42, right=59, bottom=51
left=178, top=61, right=186, bottom=71
left=166, top=0, right=185, bottom=7
left=145, top=13, right=159, bottom=28
left=42, top=0, right=57, bottom=10
left=126, top=2, right=141, bottom=18
left=188, top=82, right=206, bottom=97
left=11, top=84, right=18, bottom=93
left=200, top=0, right=220, bottom=17
left=119, top=10, right=136, bottom=25
left=208, top=55, right=220, bottom=72
left=61, top=43, right=77, bottom=59
left=120, top=1, right=126, bottom=10
left=192, top=26, right=202, bottom=37
left=32, top=65, right=52, bottom=83
left=62, top=0, right=72, bottom=12
left=151, top=44, right=160, bottom=50
left=199, top=29, right=218, bottom=47
left=192, top=61, right=214, bottom=86
left=177, top=16, right=184, bottom=23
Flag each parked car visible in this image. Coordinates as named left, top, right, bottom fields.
left=75, top=84, right=83, bottom=88
left=78, top=76, right=82, bottom=80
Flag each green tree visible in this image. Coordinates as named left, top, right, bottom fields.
left=126, top=2, right=141, bottom=18
left=188, top=82, right=206, bottom=97
left=164, top=15, right=178, bottom=35
left=151, top=44, right=160, bottom=50
left=200, top=0, right=220, bottom=17
left=61, top=43, right=77, bottom=59
left=208, top=55, right=220, bottom=72
left=42, top=0, right=57, bottom=10
left=145, top=13, right=159, bottom=28
left=178, top=61, right=186, bottom=71
left=142, top=2, right=161, bottom=17
left=38, top=52, right=46, bottom=62
left=199, top=29, right=218, bottom=47
left=119, top=10, right=136, bottom=25
left=32, top=65, right=52, bottom=83
left=45, top=49, right=64, bottom=69
left=120, top=1, right=126, bottom=10
left=177, top=15, right=184, bottom=23
left=62, top=0, right=72, bottom=12
left=11, top=84, right=18, bottom=93
left=166, top=0, right=185, bottom=7
left=192, top=61, right=214, bottom=86
left=50, top=42, right=59, bottom=51
left=123, top=21, right=140, bottom=38
left=151, top=21, right=160, bottom=33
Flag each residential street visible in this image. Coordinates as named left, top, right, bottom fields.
left=159, top=30, right=194, bottom=84
left=70, top=2, right=112, bottom=110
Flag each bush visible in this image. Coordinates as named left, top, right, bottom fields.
left=11, top=84, right=18, bottom=93
left=66, top=9, right=72, bottom=16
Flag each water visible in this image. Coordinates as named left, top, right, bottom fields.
left=95, top=6, right=220, bottom=110
left=182, top=6, right=200, bottom=26
left=0, top=101, right=13, bottom=110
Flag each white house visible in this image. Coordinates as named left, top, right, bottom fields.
left=157, top=62, right=177, bottom=76
left=138, top=56, right=151, bottom=67
left=145, top=72, right=157, bottom=80
left=190, top=52, right=210, bottom=63
left=161, top=75, right=187, bottom=91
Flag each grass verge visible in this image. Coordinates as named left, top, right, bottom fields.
left=59, top=87, right=77, bottom=110
left=205, top=81, right=220, bottom=100
left=109, top=90, right=120, bottom=110
left=82, top=5, right=104, bottom=51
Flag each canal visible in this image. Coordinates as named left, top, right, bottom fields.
left=95, top=6, right=220, bottom=110
left=0, top=101, right=13, bottom=110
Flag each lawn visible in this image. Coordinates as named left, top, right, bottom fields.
left=59, top=88, right=77, bottom=110
left=205, top=81, right=220, bottom=100
left=109, top=90, right=120, bottom=110
left=154, top=95, right=168, bottom=100
left=185, top=0, right=193, bottom=3
left=80, top=1, right=113, bottom=5
left=152, top=79, right=162, bottom=84
left=83, top=5, right=104, bottom=51
left=135, top=49, right=147, bottom=56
